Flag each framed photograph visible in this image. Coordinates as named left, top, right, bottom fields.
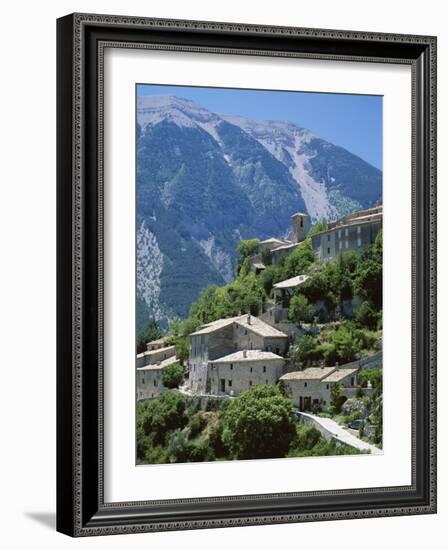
left=57, top=13, right=437, bottom=536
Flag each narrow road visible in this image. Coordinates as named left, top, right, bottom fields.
left=298, top=411, right=383, bottom=455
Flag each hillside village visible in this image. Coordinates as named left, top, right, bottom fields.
left=136, top=205, right=383, bottom=463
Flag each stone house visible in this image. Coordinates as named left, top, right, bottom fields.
left=188, top=314, right=289, bottom=394
left=136, top=355, right=179, bottom=401
left=250, top=212, right=310, bottom=272
left=272, top=274, right=309, bottom=313
left=311, top=205, right=382, bottom=261
left=280, top=366, right=369, bottom=411
left=145, top=337, right=169, bottom=351
left=208, top=349, right=285, bottom=396
left=136, top=344, right=176, bottom=369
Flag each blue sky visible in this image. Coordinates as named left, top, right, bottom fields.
left=137, top=84, right=382, bottom=170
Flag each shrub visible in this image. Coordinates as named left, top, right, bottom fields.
left=188, top=413, right=208, bottom=439
left=288, top=294, right=314, bottom=325
left=137, top=391, right=187, bottom=445
left=221, top=385, right=296, bottom=460
left=161, top=362, right=184, bottom=389
left=355, top=301, right=380, bottom=330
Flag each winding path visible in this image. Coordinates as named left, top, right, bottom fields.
left=298, top=411, right=383, bottom=455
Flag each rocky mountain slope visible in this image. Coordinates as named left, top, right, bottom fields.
left=136, top=95, right=382, bottom=332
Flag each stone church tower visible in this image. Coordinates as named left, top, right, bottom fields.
left=291, top=212, right=309, bottom=243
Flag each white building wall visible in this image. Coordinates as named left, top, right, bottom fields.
left=209, top=357, right=285, bottom=396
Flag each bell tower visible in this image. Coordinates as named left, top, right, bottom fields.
left=291, top=212, right=309, bottom=243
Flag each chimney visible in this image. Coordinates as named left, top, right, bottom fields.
left=247, top=313, right=251, bottom=325
left=243, top=350, right=247, bottom=358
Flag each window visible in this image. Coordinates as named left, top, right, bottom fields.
left=142, top=377, right=145, bottom=384
left=304, top=382, right=307, bottom=388
left=326, top=384, right=329, bottom=390
left=266, top=380, right=269, bottom=385
left=327, top=234, right=331, bottom=241
left=351, top=376, right=355, bottom=386
left=300, top=219, right=303, bottom=227
left=154, top=379, right=157, bottom=387
left=338, top=229, right=342, bottom=238
left=249, top=381, right=252, bottom=386
left=327, top=247, right=330, bottom=254
left=244, top=329, right=247, bottom=335
left=228, top=380, right=232, bottom=387
left=345, top=240, right=349, bottom=249
left=263, top=366, right=266, bottom=373
left=230, top=363, right=233, bottom=370
left=357, top=225, right=361, bottom=234
left=250, top=367, right=253, bottom=373
left=345, top=228, right=349, bottom=237
left=357, top=237, right=361, bottom=247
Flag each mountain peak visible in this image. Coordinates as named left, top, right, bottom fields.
left=137, top=95, right=219, bottom=128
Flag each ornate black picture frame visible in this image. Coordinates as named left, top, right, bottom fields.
left=56, top=13, right=437, bottom=537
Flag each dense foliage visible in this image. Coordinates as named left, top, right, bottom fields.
left=136, top=388, right=361, bottom=464
left=220, top=385, right=296, bottom=459
left=136, top=319, right=163, bottom=354
left=161, top=363, right=184, bottom=389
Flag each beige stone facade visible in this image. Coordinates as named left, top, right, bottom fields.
left=136, top=345, right=176, bottom=369
left=136, top=355, right=179, bottom=401
left=311, top=205, right=382, bottom=261
left=280, top=367, right=366, bottom=411
left=188, top=314, right=289, bottom=394
left=208, top=350, right=285, bottom=396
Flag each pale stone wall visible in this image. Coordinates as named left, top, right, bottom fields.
left=189, top=324, right=235, bottom=394
left=283, top=378, right=327, bottom=410
left=311, top=218, right=382, bottom=261
left=233, top=323, right=288, bottom=356
left=136, top=346, right=176, bottom=368
left=136, top=368, right=166, bottom=401
left=209, top=357, right=285, bottom=396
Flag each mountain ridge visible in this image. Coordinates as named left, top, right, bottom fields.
left=136, top=95, right=382, bottom=332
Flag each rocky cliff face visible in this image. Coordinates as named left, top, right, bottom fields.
left=136, top=95, right=382, bottom=332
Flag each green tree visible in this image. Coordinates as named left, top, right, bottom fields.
left=282, top=238, right=315, bottom=278
left=259, top=265, right=277, bottom=295
left=355, top=300, right=380, bottom=330
left=175, top=338, right=190, bottom=365
left=331, top=324, right=361, bottom=364
left=308, top=219, right=328, bottom=237
left=288, top=334, right=317, bottom=368
left=288, top=294, right=314, bottom=325
left=354, top=231, right=383, bottom=310
left=221, top=385, right=296, bottom=459
left=136, top=319, right=163, bottom=354
left=261, top=247, right=272, bottom=266
left=236, top=239, right=260, bottom=273
left=330, top=383, right=344, bottom=414
left=161, top=363, right=184, bottom=389
left=137, top=391, right=187, bottom=446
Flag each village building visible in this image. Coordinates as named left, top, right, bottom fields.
left=188, top=314, right=289, bottom=394
left=250, top=212, right=310, bottom=272
left=280, top=366, right=371, bottom=411
left=136, top=344, right=176, bottom=369
left=208, top=349, right=285, bottom=396
left=145, top=337, right=169, bottom=351
left=136, top=355, right=179, bottom=401
left=273, top=274, right=309, bottom=309
left=311, top=204, right=382, bottom=261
